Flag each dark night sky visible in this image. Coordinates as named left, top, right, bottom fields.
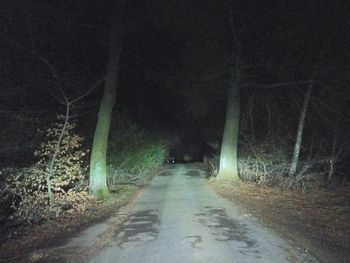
left=1, top=0, right=349, bottom=148
left=117, top=0, right=350, bottom=138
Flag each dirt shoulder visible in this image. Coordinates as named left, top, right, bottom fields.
left=0, top=185, right=140, bottom=263
left=208, top=181, right=350, bottom=263
left=0, top=167, right=164, bottom=263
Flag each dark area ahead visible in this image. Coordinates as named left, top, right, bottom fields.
left=1, top=1, right=349, bottom=162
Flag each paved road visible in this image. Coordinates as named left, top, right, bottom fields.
left=90, top=163, right=315, bottom=263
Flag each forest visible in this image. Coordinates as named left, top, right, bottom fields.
left=0, top=0, right=349, bottom=262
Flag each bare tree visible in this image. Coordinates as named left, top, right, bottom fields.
left=288, top=52, right=324, bottom=177
left=217, top=0, right=240, bottom=181
left=288, top=80, right=314, bottom=177
left=89, top=0, right=127, bottom=198
left=4, top=39, right=105, bottom=205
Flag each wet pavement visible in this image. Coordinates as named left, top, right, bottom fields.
left=90, top=163, right=316, bottom=263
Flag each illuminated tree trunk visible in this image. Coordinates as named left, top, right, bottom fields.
left=89, top=0, right=126, bottom=198
left=288, top=81, right=314, bottom=176
left=217, top=83, right=240, bottom=181
left=217, top=0, right=241, bottom=181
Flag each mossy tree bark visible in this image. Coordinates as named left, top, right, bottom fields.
left=89, top=0, right=127, bottom=198
left=217, top=0, right=241, bottom=181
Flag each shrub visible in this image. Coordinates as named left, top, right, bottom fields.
left=2, top=115, right=89, bottom=224
left=107, top=114, right=169, bottom=186
left=238, top=143, right=289, bottom=185
left=207, top=138, right=338, bottom=190
left=206, top=140, right=290, bottom=185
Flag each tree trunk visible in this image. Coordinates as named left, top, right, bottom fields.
left=217, top=0, right=241, bottom=181
left=288, top=81, right=314, bottom=176
left=89, top=0, right=126, bottom=198
left=217, top=84, right=240, bottom=181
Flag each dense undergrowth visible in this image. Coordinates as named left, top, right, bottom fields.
left=107, top=113, right=169, bottom=187
left=0, top=112, right=169, bottom=231
left=207, top=135, right=347, bottom=191
left=1, top=116, right=89, bottom=225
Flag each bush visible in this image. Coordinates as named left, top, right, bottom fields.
left=207, top=137, right=338, bottom=190
left=2, top=115, right=89, bottom=224
left=107, top=114, right=169, bottom=186
left=206, top=140, right=290, bottom=185
left=238, top=143, right=289, bottom=185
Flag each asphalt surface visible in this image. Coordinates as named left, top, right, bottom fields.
left=90, top=163, right=316, bottom=263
